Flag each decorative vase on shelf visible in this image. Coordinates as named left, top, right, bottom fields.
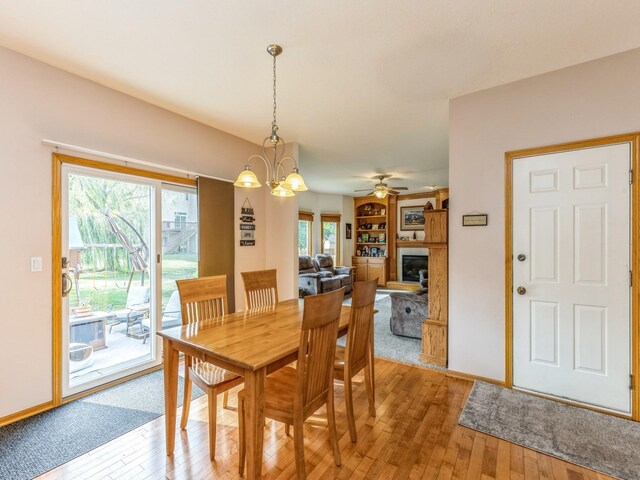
left=412, top=231, right=417, bottom=240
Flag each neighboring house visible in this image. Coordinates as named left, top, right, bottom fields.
left=161, top=189, right=198, bottom=254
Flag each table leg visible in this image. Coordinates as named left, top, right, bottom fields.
left=369, top=320, right=376, bottom=414
left=163, top=337, right=179, bottom=456
left=244, top=368, right=266, bottom=479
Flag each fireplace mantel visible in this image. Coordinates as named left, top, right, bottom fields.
left=396, top=240, right=427, bottom=247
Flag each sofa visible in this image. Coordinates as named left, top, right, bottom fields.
left=389, top=290, right=427, bottom=338
left=298, top=254, right=353, bottom=296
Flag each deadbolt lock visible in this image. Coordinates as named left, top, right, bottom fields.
left=517, top=254, right=526, bottom=262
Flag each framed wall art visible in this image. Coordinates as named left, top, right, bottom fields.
left=400, top=206, right=425, bottom=230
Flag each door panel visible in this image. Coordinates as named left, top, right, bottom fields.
left=530, top=301, right=559, bottom=366
left=512, top=143, right=631, bottom=414
left=62, top=166, right=159, bottom=397
left=530, top=207, right=559, bottom=283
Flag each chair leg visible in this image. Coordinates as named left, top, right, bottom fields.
left=293, top=415, right=306, bottom=479
left=367, top=327, right=377, bottom=417
left=180, top=368, right=192, bottom=430
left=222, top=390, right=229, bottom=410
left=238, top=396, right=246, bottom=476
left=364, top=358, right=376, bottom=417
left=285, top=423, right=290, bottom=436
left=327, top=385, right=342, bottom=467
left=344, top=374, right=357, bottom=443
left=208, top=389, right=218, bottom=460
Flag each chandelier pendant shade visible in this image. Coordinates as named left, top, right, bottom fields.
left=233, top=44, right=307, bottom=197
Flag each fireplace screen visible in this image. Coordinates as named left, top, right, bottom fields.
left=402, top=255, right=428, bottom=282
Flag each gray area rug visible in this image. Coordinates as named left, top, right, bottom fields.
left=0, top=370, right=203, bottom=480
left=343, top=293, right=444, bottom=369
left=459, top=381, right=640, bottom=480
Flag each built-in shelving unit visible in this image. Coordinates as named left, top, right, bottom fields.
left=353, top=196, right=392, bottom=286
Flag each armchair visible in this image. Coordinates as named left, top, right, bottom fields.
left=107, top=285, right=150, bottom=336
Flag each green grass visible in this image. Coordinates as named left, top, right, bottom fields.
left=69, top=253, right=197, bottom=312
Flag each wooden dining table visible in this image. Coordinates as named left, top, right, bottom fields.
left=157, top=298, right=352, bottom=480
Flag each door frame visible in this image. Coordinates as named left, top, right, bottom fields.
left=504, top=132, right=640, bottom=420
left=51, top=153, right=196, bottom=406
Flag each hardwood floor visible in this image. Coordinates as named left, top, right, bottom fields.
left=37, top=359, right=612, bottom=479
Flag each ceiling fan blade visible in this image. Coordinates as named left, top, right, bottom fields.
left=388, top=189, right=401, bottom=195
left=388, top=186, right=408, bottom=190
left=354, top=188, right=373, bottom=192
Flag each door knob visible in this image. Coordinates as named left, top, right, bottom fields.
left=517, top=254, right=526, bottom=262
left=62, top=273, right=73, bottom=297
left=516, top=286, right=526, bottom=295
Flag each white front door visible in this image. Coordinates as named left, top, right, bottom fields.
left=512, top=142, right=631, bottom=414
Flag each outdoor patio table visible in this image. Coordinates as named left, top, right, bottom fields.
left=69, top=310, right=114, bottom=350
left=157, top=298, right=352, bottom=480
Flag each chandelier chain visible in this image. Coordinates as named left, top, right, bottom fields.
left=272, top=53, right=278, bottom=133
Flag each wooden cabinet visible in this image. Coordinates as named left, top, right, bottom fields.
left=425, top=210, right=448, bottom=243
left=353, top=195, right=391, bottom=285
left=421, top=209, right=448, bottom=367
left=352, top=257, right=387, bottom=286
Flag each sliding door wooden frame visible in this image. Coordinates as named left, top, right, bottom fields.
left=504, top=132, right=640, bottom=420
left=51, top=153, right=195, bottom=407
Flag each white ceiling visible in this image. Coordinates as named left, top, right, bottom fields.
left=2, top=1, right=640, bottom=195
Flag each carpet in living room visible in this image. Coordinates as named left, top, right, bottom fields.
left=343, top=292, right=444, bottom=369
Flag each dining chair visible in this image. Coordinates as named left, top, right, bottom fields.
left=334, top=278, right=377, bottom=443
left=240, top=268, right=278, bottom=309
left=176, top=275, right=243, bottom=460
left=238, top=287, right=345, bottom=479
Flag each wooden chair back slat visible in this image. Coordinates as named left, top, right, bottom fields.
left=296, top=287, right=345, bottom=409
left=345, top=279, right=377, bottom=374
left=241, top=269, right=279, bottom=309
left=176, top=275, right=228, bottom=367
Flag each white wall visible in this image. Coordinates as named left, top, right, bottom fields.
left=297, top=191, right=355, bottom=266
left=0, top=45, right=296, bottom=418
left=448, top=46, right=640, bottom=381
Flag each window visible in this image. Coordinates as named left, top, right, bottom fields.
left=298, top=211, right=313, bottom=256
left=321, top=214, right=341, bottom=264
left=174, top=211, right=187, bottom=230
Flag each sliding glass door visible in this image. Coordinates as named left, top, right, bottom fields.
left=60, top=165, right=197, bottom=397
left=160, top=185, right=198, bottom=332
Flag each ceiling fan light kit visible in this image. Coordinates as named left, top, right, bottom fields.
left=356, top=174, right=408, bottom=197
left=233, top=44, right=307, bottom=197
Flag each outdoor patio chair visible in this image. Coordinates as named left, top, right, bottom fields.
left=141, top=290, right=182, bottom=343
left=107, top=285, right=150, bottom=336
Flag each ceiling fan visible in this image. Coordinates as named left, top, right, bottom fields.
left=354, top=175, right=408, bottom=199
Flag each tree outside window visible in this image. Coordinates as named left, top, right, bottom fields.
left=321, top=214, right=341, bottom=264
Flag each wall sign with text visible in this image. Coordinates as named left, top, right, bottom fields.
left=462, top=213, right=488, bottom=227
left=240, top=198, right=256, bottom=246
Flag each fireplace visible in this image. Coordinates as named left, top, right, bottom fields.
left=402, top=255, right=427, bottom=282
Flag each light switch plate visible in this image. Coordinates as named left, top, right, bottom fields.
left=30, top=257, right=43, bottom=272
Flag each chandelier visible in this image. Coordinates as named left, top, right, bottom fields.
left=233, top=44, right=307, bottom=197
